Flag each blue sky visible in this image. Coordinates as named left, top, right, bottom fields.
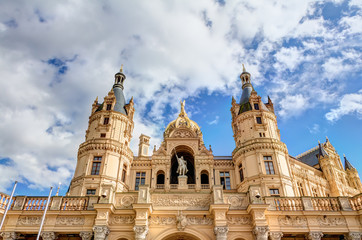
left=0, top=0, right=361, bottom=196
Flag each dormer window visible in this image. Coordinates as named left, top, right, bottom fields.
left=254, top=103, right=259, bottom=110
left=106, top=104, right=112, bottom=110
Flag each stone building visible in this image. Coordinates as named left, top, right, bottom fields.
left=1, top=66, right=362, bottom=240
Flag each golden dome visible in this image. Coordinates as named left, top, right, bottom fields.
left=163, top=100, right=202, bottom=139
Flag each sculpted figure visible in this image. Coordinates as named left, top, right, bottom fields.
left=176, top=155, right=188, bottom=176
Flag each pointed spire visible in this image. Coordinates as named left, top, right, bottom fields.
left=344, top=154, right=355, bottom=170
left=120, top=64, right=123, bottom=73
left=326, top=136, right=329, bottom=142
left=242, top=63, right=246, bottom=72
left=317, top=141, right=325, bottom=159
left=95, top=96, right=98, bottom=102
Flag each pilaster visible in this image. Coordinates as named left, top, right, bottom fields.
left=0, top=232, right=19, bottom=240
left=253, top=226, right=269, bottom=240
left=213, top=226, right=229, bottom=240
left=79, top=231, right=93, bottom=240
left=269, top=232, right=283, bottom=240
left=41, top=232, right=57, bottom=240
left=134, top=225, right=149, bottom=240
left=93, top=225, right=110, bottom=240
left=308, top=232, right=323, bottom=240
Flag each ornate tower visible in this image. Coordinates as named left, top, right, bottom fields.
left=68, top=67, right=135, bottom=200
left=231, top=65, right=295, bottom=197
left=344, top=154, right=362, bottom=192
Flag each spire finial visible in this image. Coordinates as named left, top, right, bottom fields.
left=242, top=64, right=246, bottom=72
left=343, top=153, right=346, bottom=158
left=120, top=64, right=123, bottom=73
left=180, top=100, right=186, bottom=114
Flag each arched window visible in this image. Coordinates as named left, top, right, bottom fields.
left=156, top=171, right=165, bottom=184
left=201, top=170, right=209, bottom=184
left=239, top=164, right=244, bottom=182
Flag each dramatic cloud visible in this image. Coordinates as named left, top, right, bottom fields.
left=325, top=90, right=362, bottom=122
left=0, top=0, right=361, bottom=192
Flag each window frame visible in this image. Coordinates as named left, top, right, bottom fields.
left=91, top=156, right=102, bottom=175
left=103, top=117, right=109, bottom=125
left=220, top=171, right=231, bottom=190
left=254, top=103, right=260, bottom=110
left=135, top=172, right=146, bottom=190
left=106, top=104, right=112, bottom=111
left=256, top=117, right=262, bottom=124
left=239, top=164, right=244, bottom=182
left=264, top=156, right=275, bottom=175
left=86, top=189, right=96, bottom=195
left=121, top=165, right=127, bottom=183
left=269, top=188, right=280, bottom=197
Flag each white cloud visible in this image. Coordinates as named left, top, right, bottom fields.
left=308, top=123, right=320, bottom=134
left=207, top=116, right=219, bottom=125
left=325, top=90, right=362, bottom=122
left=0, top=0, right=361, bottom=191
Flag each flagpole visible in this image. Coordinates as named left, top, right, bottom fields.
left=36, top=187, right=53, bottom=240
left=0, top=181, right=17, bottom=231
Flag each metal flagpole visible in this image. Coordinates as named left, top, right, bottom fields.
left=0, top=181, right=17, bottom=231
left=36, top=186, right=53, bottom=240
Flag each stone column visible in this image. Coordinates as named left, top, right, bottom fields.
left=79, top=231, right=93, bottom=240
left=346, top=232, right=362, bottom=240
left=253, top=226, right=269, bottom=240
left=134, top=225, right=149, bottom=240
left=0, top=232, right=19, bottom=240
left=270, top=232, right=283, bottom=240
left=214, top=226, right=228, bottom=240
left=93, top=225, right=110, bottom=240
left=308, top=232, right=323, bottom=240
left=41, top=232, right=57, bottom=240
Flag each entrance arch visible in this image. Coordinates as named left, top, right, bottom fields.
left=154, top=228, right=208, bottom=240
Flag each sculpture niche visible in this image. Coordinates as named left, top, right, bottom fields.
left=170, top=148, right=195, bottom=185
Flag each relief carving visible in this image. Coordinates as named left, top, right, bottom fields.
left=228, top=195, right=248, bottom=209
left=317, top=216, right=346, bottom=226
left=149, top=216, right=176, bottom=225
left=172, top=130, right=193, bottom=138
left=227, top=216, right=251, bottom=225
left=112, top=215, right=135, bottom=224
left=56, top=216, right=85, bottom=225
left=120, top=195, right=135, bottom=208
left=17, top=216, right=41, bottom=225
left=278, top=216, right=307, bottom=227
left=152, top=195, right=211, bottom=209
left=149, top=215, right=213, bottom=226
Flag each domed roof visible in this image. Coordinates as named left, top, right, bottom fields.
left=164, top=100, right=202, bottom=139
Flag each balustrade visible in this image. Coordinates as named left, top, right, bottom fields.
left=61, top=197, right=88, bottom=210
left=156, top=184, right=165, bottom=189
left=170, top=184, right=178, bottom=189
left=0, top=193, right=10, bottom=210
left=275, top=198, right=303, bottom=211
left=349, top=194, right=362, bottom=210
left=201, top=184, right=209, bottom=189
left=24, top=197, right=50, bottom=211
left=188, top=184, right=196, bottom=189
left=311, top=198, right=340, bottom=211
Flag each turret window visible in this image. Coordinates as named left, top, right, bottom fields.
left=264, top=156, right=275, bottom=174
left=103, top=117, right=109, bottom=125
left=135, top=172, right=146, bottom=190
left=106, top=104, right=112, bottom=110
left=122, top=165, right=127, bottom=183
left=91, top=156, right=102, bottom=175
left=239, top=164, right=244, bottom=182
left=254, top=103, right=259, bottom=110
left=256, top=117, right=262, bottom=124
left=297, top=182, right=304, bottom=196
left=86, top=189, right=96, bottom=195
left=220, top=172, right=231, bottom=190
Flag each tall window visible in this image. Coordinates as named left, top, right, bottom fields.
left=312, top=187, right=318, bottom=197
left=239, top=164, right=244, bottom=182
left=106, top=104, right=112, bottom=110
left=264, top=156, right=275, bottom=175
left=220, top=172, right=231, bottom=190
left=297, top=182, right=304, bottom=196
left=103, top=117, right=109, bottom=125
left=156, top=171, right=165, bottom=185
left=201, top=170, right=209, bottom=184
left=135, top=172, right=146, bottom=190
left=256, top=117, right=262, bottom=124
left=254, top=103, right=260, bottom=110
left=122, top=165, right=127, bottom=183
left=91, top=156, right=102, bottom=175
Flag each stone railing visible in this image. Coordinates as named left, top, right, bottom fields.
left=0, top=192, right=11, bottom=210
left=10, top=196, right=98, bottom=211
left=61, top=197, right=89, bottom=210
left=266, top=196, right=351, bottom=211
left=188, top=184, right=196, bottom=189
left=201, top=184, right=210, bottom=189
left=156, top=184, right=164, bottom=189
left=170, top=184, right=178, bottom=190
left=349, top=193, right=362, bottom=210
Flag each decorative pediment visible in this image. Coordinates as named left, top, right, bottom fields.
left=170, top=129, right=196, bottom=138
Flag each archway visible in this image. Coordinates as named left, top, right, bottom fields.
left=170, top=145, right=195, bottom=184
left=157, top=170, right=165, bottom=184
left=200, top=170, right=209, bottom=184
left=162, top=233, right=200, bottom=240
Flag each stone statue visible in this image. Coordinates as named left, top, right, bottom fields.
left=176, top=155, right=188, bottom=176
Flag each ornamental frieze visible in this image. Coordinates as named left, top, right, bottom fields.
left=111, top=215, right=135, bottom=224
left=115, top=195, right=137, bottom=208
left=151, top=194, right=211, bottom=210
left=278, top=216, right=307, bottom=227
left=56, top=216, right=85, bottom=225
left=226, top=216, right=251, bottom=225
left=226, top=195, right=248, bottom=209
left=149, top=215, right=213, bottom=226
left=317, top=216, right=346, bottom=226
left=17, top=216, right=41, bottom=225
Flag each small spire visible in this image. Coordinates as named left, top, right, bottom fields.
left=242, top=64, right=246, bottom=72
left=326, top=136, right=329, bottom=142
left=179, top=100, right=187, bottom=117
left=318, top=140, right=320, bottom=144
left=344, top=154, right=355, bottom=170
left=120, top=64, right=123, bottom=73
left=95, top=96, right=98, bottom=102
